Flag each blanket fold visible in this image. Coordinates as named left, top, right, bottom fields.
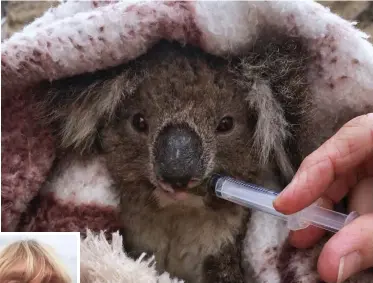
left=81, top=229, right=184, bottom=283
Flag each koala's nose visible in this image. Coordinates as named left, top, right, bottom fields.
left=154, top=124, right=203, bottom=189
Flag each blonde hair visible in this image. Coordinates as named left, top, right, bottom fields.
left=0, top=239, right=72, bottom=283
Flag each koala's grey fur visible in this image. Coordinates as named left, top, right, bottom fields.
left=39, top=33, right=372, bottom=283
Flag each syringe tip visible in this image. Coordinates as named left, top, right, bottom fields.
left=208, top=174, right=222, bottom=193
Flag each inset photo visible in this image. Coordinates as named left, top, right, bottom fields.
left=0, top=232, right=80, bottom=283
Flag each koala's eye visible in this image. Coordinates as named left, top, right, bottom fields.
left=132, top=113, right=148, bottom=133
left=216, top=116, right=234, bottom=133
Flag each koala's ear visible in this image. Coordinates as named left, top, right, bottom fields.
left=244, top=78, right=295, bottom=182
left=40, top=67, right=141, bottom=152
left=234, top=35, right=310, bottom=183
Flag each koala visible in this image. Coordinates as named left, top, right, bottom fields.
left=40, top=38, right=372, bottom=283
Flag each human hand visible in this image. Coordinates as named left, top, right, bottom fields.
left=273, top=113, right=373, bottom=283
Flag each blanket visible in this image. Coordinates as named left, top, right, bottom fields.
left=81, top=230, right=183, bottom=283
left=2, top=1, right=373, bottom=282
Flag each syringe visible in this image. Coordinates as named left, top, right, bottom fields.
left=209, top=174, right=359, bottom=233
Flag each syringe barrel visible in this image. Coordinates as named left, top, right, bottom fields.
left=210, top=175, right=359, bottom=233
left=300, top=205, right=359, bottom=233
left=211, top=175, right=286, bottom=220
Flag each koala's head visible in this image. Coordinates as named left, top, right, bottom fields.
left=45, top=39, right=310, bottom=200
left=97, top=43, right=260, bottom=199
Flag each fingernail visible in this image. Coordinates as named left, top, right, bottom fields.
left=337, top=251, right=362, bottom=283
left=273, top=191, right=289, bottom=213
left=273, top=189, right=285, bottom=208
left=274, top=179, right=296, bottom=204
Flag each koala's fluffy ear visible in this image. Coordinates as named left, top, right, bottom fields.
left=244, top=78, right=294, bottom=181
left=235, top=35, right=311, bottom=182
left=39, top=67, right=141, bottom=152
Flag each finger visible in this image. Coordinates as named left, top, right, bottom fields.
left=289, top=225, right=326, bottom=249
left=348, top=177, right=373, bottom=215
left=289, top=196, right=333, bottom=248
left=274, top=113, right=373, bottom=214
left=323, top=176, right=351, bottom=204
left=365, top=158, right=373, bottom=175
left=317, top=214, right=373, bottom=283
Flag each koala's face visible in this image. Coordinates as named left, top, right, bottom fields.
left=98, top=45, right=259, bottom=200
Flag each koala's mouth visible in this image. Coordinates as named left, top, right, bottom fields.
left=157, top=179, right=205, bottom=200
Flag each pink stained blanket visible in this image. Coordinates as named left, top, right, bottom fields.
left=2, top=1, right=373, bottom=283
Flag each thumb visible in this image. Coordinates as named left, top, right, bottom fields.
left=317, top=214, right=373, bottom=283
